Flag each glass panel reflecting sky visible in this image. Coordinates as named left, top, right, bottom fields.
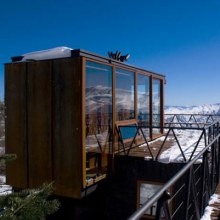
left=86, top=61, right=112, bottom=115
left=116, top=68, right=134, bottom=121
left=152, top=79, right=161, bottom=130
left=85, top=61, right=112, bottom=175
left=137, top=74, right=150, bottom=125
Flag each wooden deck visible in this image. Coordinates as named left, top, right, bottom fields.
left=116, top=137, right=174, bottom=159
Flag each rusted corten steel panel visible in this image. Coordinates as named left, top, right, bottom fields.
left=27, top=61, right=53, bottom=188
left=5, top=49, right=166, bottom=199
left=5, top=57, right=84, bottom=198
left=52, top=57, right=83, bottom=198
left=5, top=62, right=28, bottom=188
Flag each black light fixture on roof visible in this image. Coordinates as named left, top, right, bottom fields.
left=119, top=53, right=130, bottom=62
left=108, top=51, right=130, bottom=62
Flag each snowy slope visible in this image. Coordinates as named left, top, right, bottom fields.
left=153, top=103, right=220, bottom=164
left=165, top=103, right=220, bottom=115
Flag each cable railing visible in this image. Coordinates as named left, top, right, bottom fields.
left=127, top=118, right=220, bottom=220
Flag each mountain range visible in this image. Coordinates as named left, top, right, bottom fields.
left=165, top=103, right=220, bottom=115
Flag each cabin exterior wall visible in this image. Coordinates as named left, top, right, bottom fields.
left=5, top=50, right=166, bottom=199
left=5, top=57, right=83, bottom=198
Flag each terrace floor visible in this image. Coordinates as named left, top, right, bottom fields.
left=116, top=135, right=174, bottom=160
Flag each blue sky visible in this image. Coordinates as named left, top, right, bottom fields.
left=1, top=0, right=220, bottom=106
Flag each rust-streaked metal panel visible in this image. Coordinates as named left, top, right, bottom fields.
left=27, top=61, right=52, bottom=188
left=53, top=57, right=83, bottom=198
left=5, top=62, right=28, bottom=188
left=81, top=57, right=86, bottom=188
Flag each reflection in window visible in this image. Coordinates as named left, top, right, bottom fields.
left=116, top=68, right=134, bottom=121
left=85, top=61, right=112, bottom=178
left=139, top=183, right=162, bottom=216
left=153, top=79, right=161, bottom=133
left=137, top=181, right=171, bottom=218
left=137, top=74, right=150, bottom=126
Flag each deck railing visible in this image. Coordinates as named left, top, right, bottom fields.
left=164, top=113, right=220, bottom=128
left=128, top=116, right=220, bottom=220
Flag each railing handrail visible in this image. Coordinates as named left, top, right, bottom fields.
left=165, top=113, right=220, bottom=116
left=127, top=123, right=220, bottom=220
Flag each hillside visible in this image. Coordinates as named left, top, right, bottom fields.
left=165, top=103, right=220, bottom=115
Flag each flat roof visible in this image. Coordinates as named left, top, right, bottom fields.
left=10, top=47, right=166, bottom=79
left=72, top=49, right=166, bottom=79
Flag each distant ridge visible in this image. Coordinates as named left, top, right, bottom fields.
left=165, top=103, right=220, bottom=115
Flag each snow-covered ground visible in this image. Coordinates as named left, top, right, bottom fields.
left=156, top=129, right=205, bottom=163
left=163, top=104, right=220, bottom=220
left=200, top=194, right=220, bottom=220
left=158, top=103, right=220, bottom=163
left=0, top=175, right=12, bottom=195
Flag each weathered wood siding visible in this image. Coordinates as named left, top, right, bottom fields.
left=5, top=58, right=83, bottom=198
left=5, top=62, right=28, bottom=188
left=53, top=58, right=83, bottom=198
left=27, top=61, right=52, bottom=187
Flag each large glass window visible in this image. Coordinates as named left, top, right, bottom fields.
left=85, top=61, right=112, bottom=181
left=152, top=79, right=161, bottom=133
left=137, top=74, right=150, bottom=138
left=116, top=68, right=135, bottom=121
left=137, top=74, right=150, bottom=126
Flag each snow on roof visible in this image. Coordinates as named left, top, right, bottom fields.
left=21, top=46, right=73, bottom=61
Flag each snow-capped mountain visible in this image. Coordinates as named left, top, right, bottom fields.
left=165, top=103, right=220, bottom=115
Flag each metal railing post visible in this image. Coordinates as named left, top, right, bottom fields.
left=128, top=115, right=220, bottom=220
left=200, top=151, right=208, bottom=215
left=155, top=191, right=171, bottom=220
left=184, top=168, right=191, bottom=220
